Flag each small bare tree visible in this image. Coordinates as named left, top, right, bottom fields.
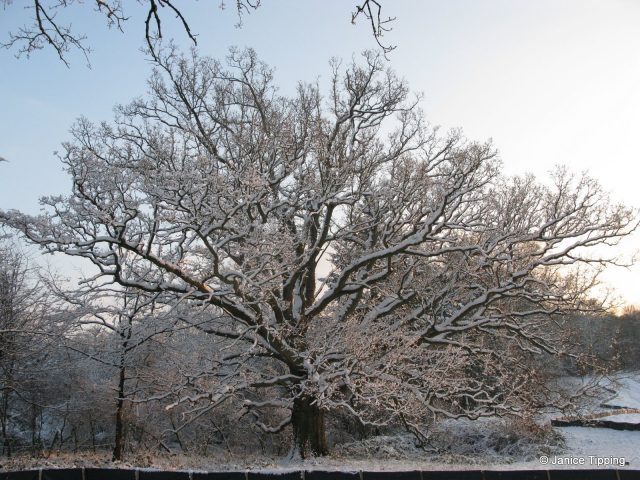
left=1, top=48, right=635, bottom=457
left=50, top=278, right=189, bottom=460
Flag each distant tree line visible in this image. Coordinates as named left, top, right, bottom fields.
left=0, top=240, right=292, bottom=459
left=566, top=311, right=640, bottom=372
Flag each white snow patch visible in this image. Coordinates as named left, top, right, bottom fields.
left=598, top=413, right=640, bottom=423
left=601, top=373, right=640, bottom=409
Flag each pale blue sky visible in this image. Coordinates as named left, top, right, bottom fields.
left=1, top=0, right=640, bottom=305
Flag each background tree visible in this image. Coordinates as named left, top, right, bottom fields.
left=0, top=239, right=67, bottom=456
left=1, top=48, right=635, bottom=458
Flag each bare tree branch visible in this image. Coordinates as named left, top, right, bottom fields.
left=2, top=1, right=394, bottom=66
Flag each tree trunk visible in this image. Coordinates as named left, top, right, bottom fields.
left=113, top=317, right=132, bottom=462
left=1, top=389, right=11, bottom=457
left=30, top=403, right=39, bottom=455
left=112, top=363, right=126, bottom=461
left=291, top=396, right=327, bottom=458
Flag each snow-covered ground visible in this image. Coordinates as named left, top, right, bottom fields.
left=500, top=370, right=640, bottom=470
left=2, top=428, right=638, bottom=472
left=598, top=413, right=640, bottom=423
left=601, top=374, right=640, bottom=409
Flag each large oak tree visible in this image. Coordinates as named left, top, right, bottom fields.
left=1, top=48, right=635, bottom=457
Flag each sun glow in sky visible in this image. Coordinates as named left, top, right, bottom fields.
left=1, top=0, right=639, bottom=306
